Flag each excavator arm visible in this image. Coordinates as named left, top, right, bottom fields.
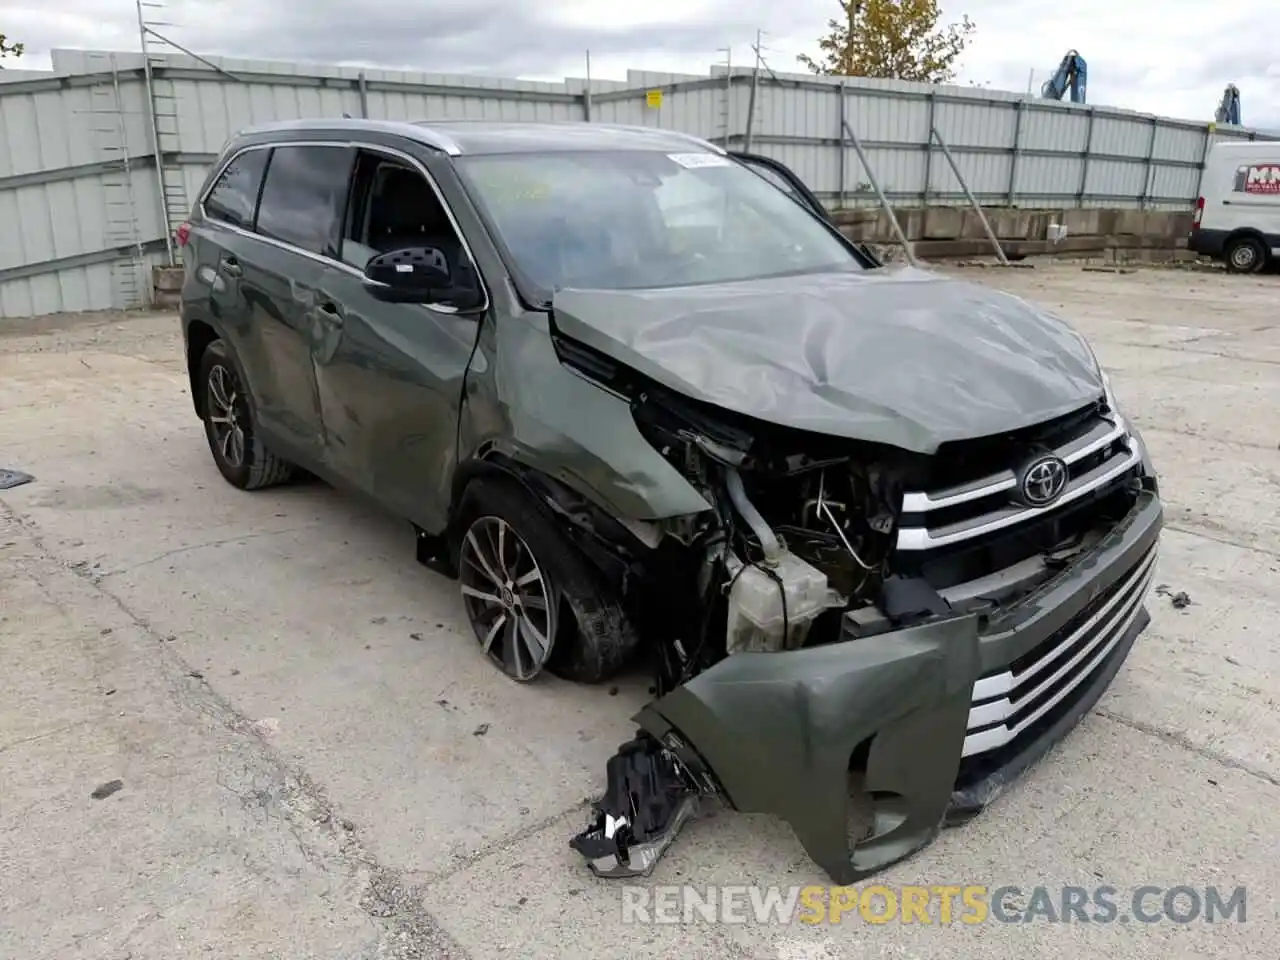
left=1215, top=84, right=1241, bottom=126
left=1041, top=50, right=1087, bottom=104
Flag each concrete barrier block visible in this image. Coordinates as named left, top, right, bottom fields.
left=1114, top=210, right=1146, bottom=236
left=839, top=203, right=1187, bottom=262
left=924, top=207, right=964, bottom=239
left=1061, top=209, right=1101, bottom=236
left=869, top=212, right=898, bottom=243
left=903, top=208, right=928, bottom=241
left=994, top=209, right=1032, bottom=240
left=1145, top=211, right=1186, bottom=238
left=958, top=209, right=990, bottom=241
left=1029, top=212, right=1054, bottom=241
left=153, top=266, right=184, bottom=293
left=831, top=208, right=878, bottom=228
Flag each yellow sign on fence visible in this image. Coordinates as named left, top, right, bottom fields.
left=646, top=89, right=663, bottom=109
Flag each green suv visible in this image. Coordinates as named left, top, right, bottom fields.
left=179, top=119, right=1163, bottom=884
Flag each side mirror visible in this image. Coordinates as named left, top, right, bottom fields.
left=362, top=247, right=483, bottom=310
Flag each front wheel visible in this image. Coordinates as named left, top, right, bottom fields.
left=197, top=339, right=295, bottom=490
left=1225, top=235, right=1266, bottom=274
left=454, top=477, right=639, bottom=684
left=458, top=513, right=558, bottom=682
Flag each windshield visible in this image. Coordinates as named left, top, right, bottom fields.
left=455, top=149, right=862, bottom=296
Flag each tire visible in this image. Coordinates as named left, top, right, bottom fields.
left=197, top=339, right=295, bottom=490
left=454, top=476, right=639, bottom=684
left=1224, top=235, right=1266, bottom=274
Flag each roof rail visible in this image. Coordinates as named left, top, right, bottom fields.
left=238, top=117, right=462, bottom=155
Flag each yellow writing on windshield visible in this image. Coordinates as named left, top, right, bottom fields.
left=471, top=170, right=553, bottom=203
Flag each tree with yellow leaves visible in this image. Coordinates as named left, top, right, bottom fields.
left=0, top=32, right=24, bottom=63
left=798, top=0, right=976, bottom=83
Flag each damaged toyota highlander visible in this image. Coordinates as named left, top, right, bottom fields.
left=178, top=119, right=1162, bottom=885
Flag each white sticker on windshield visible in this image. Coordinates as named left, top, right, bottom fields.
left=668, top=152, right=733, bottom=169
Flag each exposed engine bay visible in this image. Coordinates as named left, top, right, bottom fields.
left=628, top=387, right=909, bottom=676
left=566, top=384, right=925, bottom=878
left=566, top=381, right=945, bottom=879
left=547, top=336, right=1155, bottom=883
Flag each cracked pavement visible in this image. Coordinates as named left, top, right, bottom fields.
left=1, top=263, right=1278, bottom=958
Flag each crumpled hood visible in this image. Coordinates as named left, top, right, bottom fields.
left=550, top=266, right=1104, bottom=454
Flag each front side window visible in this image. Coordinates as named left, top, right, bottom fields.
left=337, top=149, right=483, bottom=303
left=255, top=144, right=354, bottom=257
left=455, top=149, right=859, bottom=296
left=203, top=148, right=269, bottom=228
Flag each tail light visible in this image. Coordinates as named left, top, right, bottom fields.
left=175, top=221, right=191, bottom=247
left=1192, top=196, right=1204, bottom=227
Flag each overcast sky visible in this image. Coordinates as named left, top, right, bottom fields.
left=4, top=1, right=1277, bottom=128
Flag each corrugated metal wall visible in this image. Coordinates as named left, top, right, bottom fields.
left=1, top=47, right=1273, bottom=319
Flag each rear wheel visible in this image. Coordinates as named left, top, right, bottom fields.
left=198, top=339, right=295, bottom=490
left=454, top=477, right=639, bottom=684
left=1225, top=235, right=1266, bottom=274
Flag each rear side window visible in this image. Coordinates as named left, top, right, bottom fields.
left=256, top=144, right=354, bottom=257
left=203, top=148, right=269, bottom=228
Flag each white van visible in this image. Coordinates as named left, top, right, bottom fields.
left=1188, top=139, right=1280, bottom=273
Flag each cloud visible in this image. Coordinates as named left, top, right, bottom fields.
left=5, top=0, right=1278, bottom=129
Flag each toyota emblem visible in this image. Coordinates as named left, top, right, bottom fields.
left=1017, top=454, right=1069, bottom=508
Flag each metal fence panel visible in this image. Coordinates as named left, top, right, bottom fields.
left=3, top=46, right=1278, bottom=318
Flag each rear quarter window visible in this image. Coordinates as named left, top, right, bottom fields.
left=203, top=148, right=269, bottom=228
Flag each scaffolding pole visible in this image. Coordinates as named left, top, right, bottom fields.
left=840, top=119, right=915, bottom=265
left=929, top=126, right=1009, bottom=265
left=718, top=47, right=732, bottom=147
left=743, top=31, right=761, bottom=152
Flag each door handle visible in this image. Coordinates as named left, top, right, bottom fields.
left=220, top=256, right=242, bottom=277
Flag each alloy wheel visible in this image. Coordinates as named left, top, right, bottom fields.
left=458, top=515, right=556, bottom=681
left=207, top=363, right=248, bottom=469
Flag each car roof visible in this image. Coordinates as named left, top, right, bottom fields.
left=236, top=118, right=727, bottom=157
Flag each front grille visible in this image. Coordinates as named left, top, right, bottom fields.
left=895, top=407, right=1141, bottom=554
left=891, top=401, right=1155, bottom=767
left=960, top=541, right=1156, bottom=760
left=925, top=401, right=1104, bottom=491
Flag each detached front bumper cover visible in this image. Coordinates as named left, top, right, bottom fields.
left=570, top=491, right=1161, bottom=885
left=638, top=614, right=981, bottom=885
left=569, top=613, right=982, bottom=886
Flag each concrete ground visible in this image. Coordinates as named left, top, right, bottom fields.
left=1, top=262, right=1277, bottom=959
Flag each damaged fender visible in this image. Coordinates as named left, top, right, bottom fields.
left=634, top=612, right=981, bottom=885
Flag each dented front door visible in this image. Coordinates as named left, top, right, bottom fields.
left=310, top=264, right=479, bottom=533
left=634, top=613, right=982, bottom=885
left=306, top=146, right=485, bottom=532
